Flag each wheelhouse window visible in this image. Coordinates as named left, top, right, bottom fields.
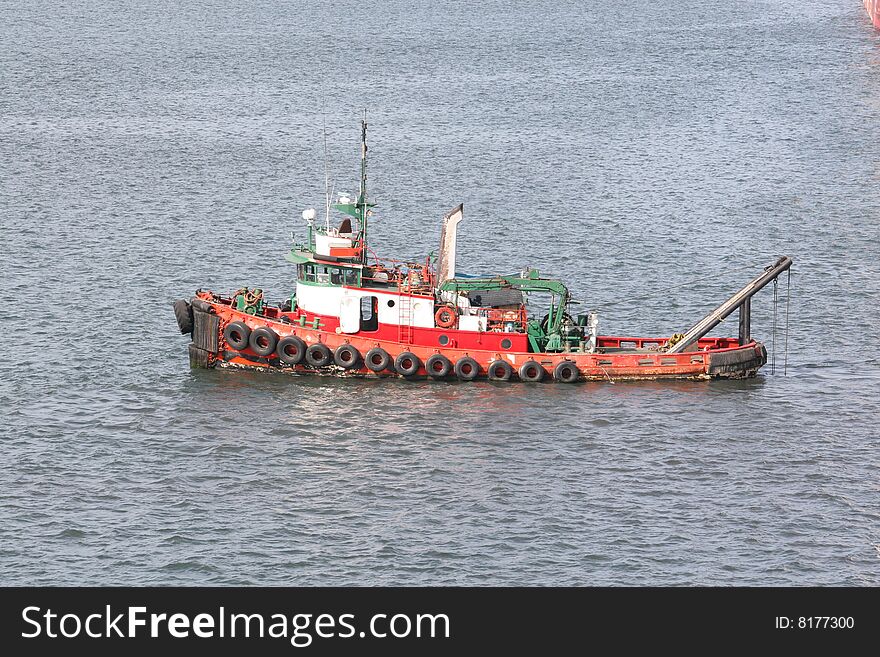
left=297, top=263, right=359, bottom=287
left=343, top=268, right=360, bottom=286
left=315, top=265, right=330, bottom=285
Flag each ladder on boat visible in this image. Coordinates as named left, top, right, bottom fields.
left=397, top=293, right=413, bottom=343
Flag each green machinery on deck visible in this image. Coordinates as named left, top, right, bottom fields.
left=438, top=269, right=588, bottom=353
left=232, top=288, right=265, bottom=316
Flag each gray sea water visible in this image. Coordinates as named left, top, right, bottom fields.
left=1, top=0, right=879, bottom=586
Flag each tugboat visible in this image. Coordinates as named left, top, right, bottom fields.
left=174, top=117, right=792, bottom=382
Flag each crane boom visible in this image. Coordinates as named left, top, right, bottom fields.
left=666, top=256, right=793, bottom=353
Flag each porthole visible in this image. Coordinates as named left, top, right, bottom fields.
left=387, top=299, right=395, bottom=308
left=500, top=338, right=512, bottom=349
left=439, top=334, right=449, bottom=346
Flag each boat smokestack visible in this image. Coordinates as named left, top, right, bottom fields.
left=437, top=203, right=463, bottom=285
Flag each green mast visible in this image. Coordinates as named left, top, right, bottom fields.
left=332, top=110, right=374, bottom=264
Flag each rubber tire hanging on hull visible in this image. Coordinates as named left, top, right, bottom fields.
left=454, top=356, right=480, bottom=381
left=173, top=299, right=193, bottom=334
left=305, top=343, right=333, bottom=368
left=519, top=360, right=545, bottom=382
left=425, top=354, right=452, bottom=379
left=249, top=326, right=278, bottom=357
left=487, top=359, right=513, bottom=382
left=223, top=321, right=251, bottom=351
left=365, top=347, right=391, bottom=372
left=395, top=352, right=421, bottom=377
left=276, top=335, right=306, bottom=365
left=334, top=344, right=361, bottom=370
left=553, top=360, right=579, bottom=383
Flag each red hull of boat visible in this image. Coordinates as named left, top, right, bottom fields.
left=185, top=294, right=767, bottom=382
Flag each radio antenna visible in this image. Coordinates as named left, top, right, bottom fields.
left=321, top=96, right=332, bottom=231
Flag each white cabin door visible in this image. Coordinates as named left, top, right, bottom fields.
left=339, top=296, right=360, bottom=333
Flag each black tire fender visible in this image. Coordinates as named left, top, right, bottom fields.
left=425, top=354, right=452, bottom=378
left=305, top=343, right=333, bottom=368
left=223, top=321, right=251, bottom=351
left=173, top=299, right=193, bottom=334
left=487, top=359, right=514, bottom=382
left=553, top=360, right=579, bottom=383
left=518, top=360, right=545, bottom=382
left=334, top=344, right=361, bottom=369
left=365, top=347, right=391, bottom=372
left=394, top=351, right=421, bottom=377
left=276, top=335, right=306, bottom=365
left=454, top=356, right=480, bottom=381
left=249, top=326, right=278, bottom=357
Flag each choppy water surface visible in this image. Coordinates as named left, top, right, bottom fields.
left=1, top=1, right=879, bottom=585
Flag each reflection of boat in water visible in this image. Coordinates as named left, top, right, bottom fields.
left=868, top=0, right=880, bottom=29
left=174, top=117, right=792, bottom=383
